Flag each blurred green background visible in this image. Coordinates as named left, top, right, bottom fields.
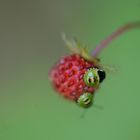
left=0, top=0, right=140, bottom=140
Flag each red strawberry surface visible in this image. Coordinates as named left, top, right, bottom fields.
left=50, top=54, right=98, bottom=101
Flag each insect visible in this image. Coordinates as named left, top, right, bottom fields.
left=49, top=22, right=140, bottom=108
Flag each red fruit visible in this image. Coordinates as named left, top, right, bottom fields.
left=50, top=54, right=98, bottom=101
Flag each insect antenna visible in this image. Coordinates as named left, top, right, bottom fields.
left=79, top=103, right=103, bottom=119
left=80, top=109, right=88, bottom=119
left=93, top=103, right=103, bottom=110
left=92, top=22, right=140, bottom=57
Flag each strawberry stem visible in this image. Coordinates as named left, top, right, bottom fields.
left=92, top=22, right=140, bottom=57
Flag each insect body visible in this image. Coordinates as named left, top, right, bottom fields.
left=49, top=22, right=140, bottom=108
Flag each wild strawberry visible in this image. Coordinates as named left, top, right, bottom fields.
left=50, top=54, right=96, bottom=99
left=50, top=22, right=140, bottom=108
left=50, top=36, right=106, bottom=108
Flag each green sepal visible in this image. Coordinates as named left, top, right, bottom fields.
left=62, top=33, right=100, bottom=66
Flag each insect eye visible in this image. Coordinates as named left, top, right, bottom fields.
left=88, top=77, right=94, bottom=84
left=84, top=98, right=88, bottom=102
left=83, top=98, right=90, bottom=105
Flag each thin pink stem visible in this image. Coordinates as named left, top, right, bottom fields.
left=92, top=22, right=140, bottom=57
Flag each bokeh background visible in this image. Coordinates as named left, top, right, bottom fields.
left=0, top=0, right=140, bottom=140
